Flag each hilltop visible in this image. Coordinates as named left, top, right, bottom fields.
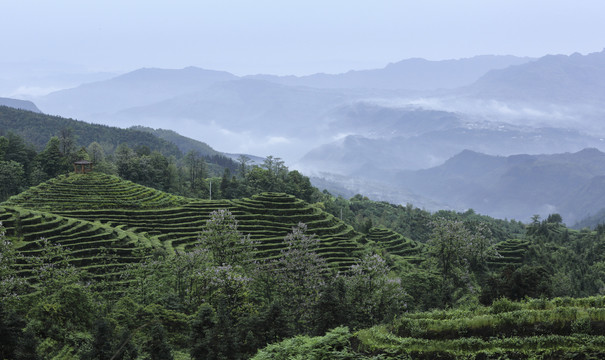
left=0, top=97, right=41, bottom=113
left=1, top=172, right=368, bottom=279
left=0, top=105, right=181, bottom=155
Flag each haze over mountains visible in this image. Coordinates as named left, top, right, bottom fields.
left=248, top=55, right=534, bottom=90
left=33, top=55, right=537, bottom=159
left=0, top=97, right=40, bottom=113
left=10, top=49, right=605, bottom=223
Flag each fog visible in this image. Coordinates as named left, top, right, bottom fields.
left=4, top=1, right=605, bottom=222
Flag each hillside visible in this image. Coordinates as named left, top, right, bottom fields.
left=1, top=172, right=366, bottom=281
left=308, top=147, right=605, bottom=224
left=36, top=67, right=238, bottom=120
left=0, top=106, right=239, bottom=176
left=3, top=173, right=190, bottom=210
left=3, top=171, right=605, bottom=358
left=0, top=97, right=41, bottom=113
left=0, top=105, right=181, bottom=155
left=302, top=126, right=604, bottom=178
left=0, top=205, right=154, bottom=292
left=466, top=49, right=605, bottom=104
left=130, top=126, right=220, bottom=157
left=255, top=297, right=605, bottom=359
left=394, top=148, right=605, bottom=223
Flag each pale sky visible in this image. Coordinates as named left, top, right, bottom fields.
left=2, top=0, right=604, bottom=76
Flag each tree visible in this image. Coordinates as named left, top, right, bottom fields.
left=220, top=168, right=233, bottom=198
left=58, top=127, right=76, bottom=159
left=285, top=170, right=315, bottom=202
left=184, top=150, right=206, bottom=192
left=0, top=223, right=27, bottom=304
left=75, top=146, right=90, bottom=161
left=0, top=161, right=25, bottom=201
left=3, top=132, right=31, bottom=165
left=270, top=223, right=328, bottom=332
left=262, top=155, right=274, bottom=174
left=312, top=276, right=349, bottom=335
left=115, top=144, right=136, bottom=180
left=0, top=136, right=8, bottom=160
left=428, top=218, right=494, bottom=304
left=0, top=301, right=26, bottom=360
left=25, top=283, right=94, bottom=357
left=26, top=238, right=82, bottom=296
left=145, top=321, right=173, bottom=360
left=237, top=155, right=251, bottom=178
left=38, top=136, right=64, bottom=177
left=198, top=209, right=255, bottom=266
left=344, top=254, right=409, bottom=328
left=190, top=304, right=216, bottom=360
left=89, top=318, right=115, bottom=360
left=87, top=141, right=105, bottom=164
left=546, top=213, right=563, bottom=224
left=480, top=265, right=552, bottom=304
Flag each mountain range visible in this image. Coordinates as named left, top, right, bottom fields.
left=396, top=148, right=605, bottom=224
left=17, top=49, right=605, bottom=223
left=31, top=55, right=538, bottom=159
left=0, top=97, right=40, bottom=113
left=247, top=55, right=534, bottom=90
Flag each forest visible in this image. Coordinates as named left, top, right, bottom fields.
left=2, top=107, right=605, bottom=359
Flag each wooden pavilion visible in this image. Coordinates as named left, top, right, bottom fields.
left=73, top=160, right=93, bottom=174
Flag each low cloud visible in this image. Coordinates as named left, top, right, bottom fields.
left=10, top=85, right=65, bottom=98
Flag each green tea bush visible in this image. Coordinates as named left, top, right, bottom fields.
left=490, top=297, right=522, bottom=314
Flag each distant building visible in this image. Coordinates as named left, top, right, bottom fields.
left=73, top=160, right=93, bottom=174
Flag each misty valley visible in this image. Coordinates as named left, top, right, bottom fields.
left=3, top=49, right=605, bottom=358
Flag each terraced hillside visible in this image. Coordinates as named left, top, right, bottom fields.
left=3, top=173, right=189, bottom=210
left=365, top=227, right=424, bottom=264
left=356, top=296, right=605, bottom=358
left=487, top=238, right=530, bottom=269
left=0, top=206, right=153, bottom=291
left=57, top=193, right=363, bottom=269
left=3, top=172, right=365, bottom=274
left=256, top=296, right=605, bottom=359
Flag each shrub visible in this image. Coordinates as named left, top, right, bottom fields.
left=490, top=298, right=522, bottom=314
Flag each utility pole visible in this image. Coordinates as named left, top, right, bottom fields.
left=209, top=180, right=212, bottom=200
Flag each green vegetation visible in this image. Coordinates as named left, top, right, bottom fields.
left=364, top=227, right=424, bottom=264
left=3, top=107, right=605, bottom=358
left=2, top=167, right=605, bottom=358
left=254, top=297, right=605, bottom=359
left=0, top=106, right=241, bottom=202
left=4, top=173, right=189, bottom=210
left=0, top=105, right=182, bottom=155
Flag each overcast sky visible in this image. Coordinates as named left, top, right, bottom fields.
left=2, top=0, right=604, bottom=76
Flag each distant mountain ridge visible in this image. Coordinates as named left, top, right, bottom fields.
left=248, top=55, right=534, bottom=90
left=300, top=121, right=605, bottom=173
left=465, top=49, right=605, bottom=104
left=395, top=148, right=605, bottom=223
left=37, top=67, right=238, bottom=120
left=29, top=50, right=605, bottom=224
left=0, top=97, right=41, bottom=113
left=0, top=106, right=233, bottom=173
